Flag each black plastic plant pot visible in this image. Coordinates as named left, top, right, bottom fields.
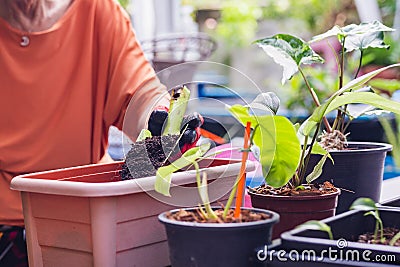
left=308, top=142, right=392, bottom=213
left=280, top=207, right=400, bottom=266
left=259, top=240, right=395, bottom=267
left=158, top=207, right=279, bottom=267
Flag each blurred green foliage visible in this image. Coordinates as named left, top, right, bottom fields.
left=118, top=0, right=129, bottom=9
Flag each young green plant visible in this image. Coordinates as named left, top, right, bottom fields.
left=350, top=197, right=385, bottom=243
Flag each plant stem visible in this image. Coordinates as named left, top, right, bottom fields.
left=298, top=67, right=332, bottom=133
left=334, top=38, right=346, bottom=132
left=354, top=50, right=363, bottom=79
left=299, top=122, right=321, bottom=183
left=297, top=135, right=309, bottom=181
left=195, top=163, right=218, bottom=220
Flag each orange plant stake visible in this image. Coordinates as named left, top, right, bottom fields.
left=234, top=121, right=252, bottom=218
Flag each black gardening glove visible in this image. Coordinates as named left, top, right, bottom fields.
left=148, top=106, right=203, bottom=153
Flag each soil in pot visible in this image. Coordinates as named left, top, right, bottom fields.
left=120, top=134, right=180, bottom=179
left=159, top=207, right=279, bottom=267
left=249, top=182, right=340, bottom=239
left=357, top=227, right=400, bottom=246
left=166, top=207, right=272, bottom=223
left=250, top=181, right=337, bottom=196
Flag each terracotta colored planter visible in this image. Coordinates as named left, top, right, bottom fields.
left=249, top=190, right=340, bottom=240
left=11, top=159, right=254, bottom=267
left=159, top=207, right=279, bottom=267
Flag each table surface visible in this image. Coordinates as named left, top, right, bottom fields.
left=381, top=176, right=400, bottom=202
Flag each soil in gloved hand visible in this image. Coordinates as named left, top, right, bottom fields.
left=120, top=134, right=180, bottom=180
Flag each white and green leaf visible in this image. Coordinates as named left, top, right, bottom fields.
left=255, top=34, right=323, bottom=84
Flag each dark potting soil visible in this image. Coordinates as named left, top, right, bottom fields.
left=249, top=181, right=338, bottom=196
left=357, top=227, right=400, bottom=247
left=120, top=134, right=180, bottom=180
left=166, top=208, right=272, bottom=224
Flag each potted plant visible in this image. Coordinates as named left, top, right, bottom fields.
left=226, top=92, right=340, bottom=239
left=9, top=87, right=255, bottom=267
left=157, top=121, right=280, bottom=267
left=254, top=20, right=400, bottom=214
left=277, top=198, right=400, bottom=266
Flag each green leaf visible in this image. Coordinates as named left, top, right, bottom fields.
left=248, top=92, right=280, bottom=115
left=369, top=78, right=400, bottom=95
left=345, top=31, right=388, bottom=53
left=228, top=104, right=301, bottom=188
left=312, top=21, right=394, bottom=51
left=136, top=129, right=152, bottom=142
left=154, top=143, right=210, bottom=196
left=255, top=34, right=323, bottom=84
left=299, top=63, right=400, bottom=136
left=297, top=220, right=333, bottom=240
left=163, top=85, right=191, bottom=135
left=306, top=153, right=329, bottom=184
left=296, top=185, right=306, bottom=190
left=350, top=197, right=377, bottom=211
left=311, top=142, right=333, bottom=163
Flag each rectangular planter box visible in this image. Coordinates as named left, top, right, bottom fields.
left=280, top=207, right=400, bottom=266
left=11, top=159, right=253, bottom=267
left=380, top=196, right=400, bottom=208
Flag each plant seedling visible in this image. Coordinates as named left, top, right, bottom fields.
left=350, top=197, right=385, bottom=243
left=298, top=197, right=400, bottom=246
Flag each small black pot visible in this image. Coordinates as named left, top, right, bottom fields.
left=280, top=207, right=400, bottom=266
left=308, top=142, right=392, bottom=213
left=159, top=207, right=279, bottom=267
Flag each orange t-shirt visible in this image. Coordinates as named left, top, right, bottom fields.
left=0, top=0, right=168, bottom=226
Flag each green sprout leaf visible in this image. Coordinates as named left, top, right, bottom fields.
left=305, top=153, right=329, bottom=184
left=297, top=220, right=333, bottom=240
left=255, top=34, right=324, bottom=84
left=311, top=142, right=333, bottom=163
left=136, top=129, right=152, bottom=142
left=155, top=143, right=210, bottom=196
left=350, top=197, right=377, bottom=211
left=227, top=104, right=301, bottom=188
